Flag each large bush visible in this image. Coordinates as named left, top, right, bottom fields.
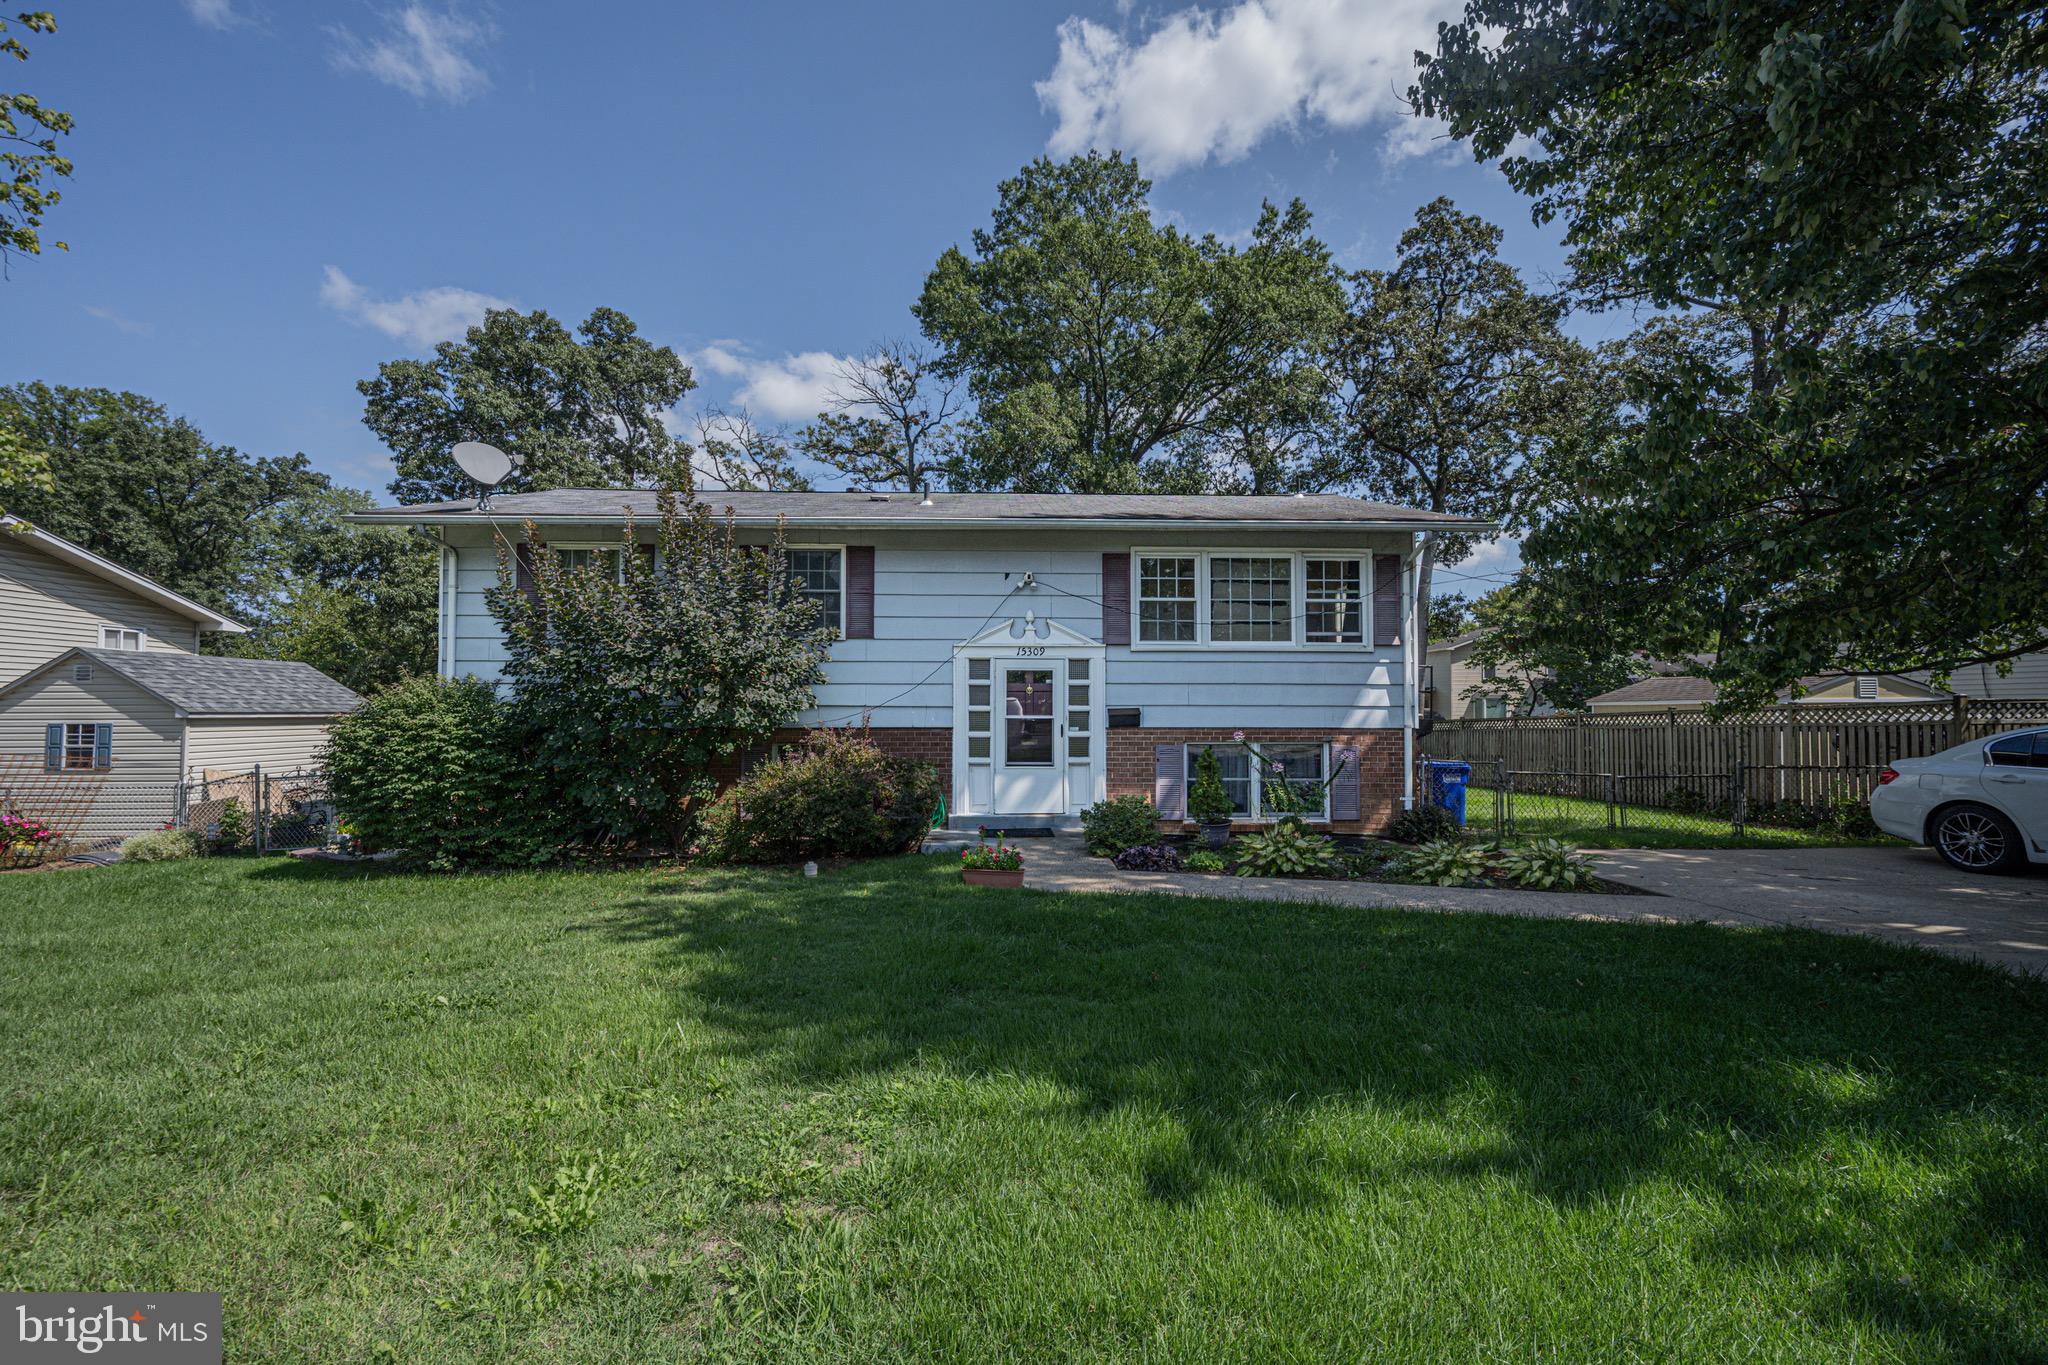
left=323, top=676, right=557, bottom=871
left=120, top=829, right=197, bottom=863
left=698, top=728, right=941, bottom=863
left=1079, top=794, right=1159, bottom=856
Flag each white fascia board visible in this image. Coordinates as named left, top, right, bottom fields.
left=345, top=512, right=1499, bottom=534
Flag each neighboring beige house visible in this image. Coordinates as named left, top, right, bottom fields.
left=1909, top=650, right=2048, bottom=701
left=0, top=522, right=362, bottom=838
left=1424, top=629, right=1550, bottom=719
left=0, top=516, right=243, bottom=681
left=1583, top=672, right=1950, bottom=713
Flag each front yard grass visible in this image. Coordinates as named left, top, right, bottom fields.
left=1463, top=784, right=1904, bottom=850
left=3, top=854, right=2044, bottom=1361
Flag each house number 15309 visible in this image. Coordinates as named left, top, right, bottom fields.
left=1014, top=646, right=1045, bottom=657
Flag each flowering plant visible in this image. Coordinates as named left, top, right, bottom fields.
left=959, top=839, right=1023, bottom=872
left=1, top=812, right=57, bottom=846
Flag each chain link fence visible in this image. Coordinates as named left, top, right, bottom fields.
left=179, top=767, right=336, bottom=852
left=1423, top=758, right=1879, bottom=842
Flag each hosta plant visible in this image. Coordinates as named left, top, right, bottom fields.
left=1497, top=839, right=1601, bottom=891
left=1231, top=820, right=1343, bottom=878
left=1184, top=849, right=1228, bottom=873
left=1397, top=837, right=1495, bottom=888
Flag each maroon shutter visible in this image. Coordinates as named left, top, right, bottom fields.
left=637, top=543, right=657, bottom=571
left=1372, top=554, right=1403, bottom=647
left=514, top=544, right=538, bottom=602
left=1153, top=743, right=1186, bottom=819
left=845, top=546, right=875, bottom=639
left=1102, top=552, right=1131, bottom=645
left=1330, top=745, right=1360, bottom=822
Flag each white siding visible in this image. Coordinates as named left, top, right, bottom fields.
left=0, top=534, right=201, bottom=683
left=183, top=718, right=334, bottom=778
left=440, top=525, right=1413, bottom=731
left=0, top=661, right=184, bottom=836
left=1911, top=652, right=2048, bottom=701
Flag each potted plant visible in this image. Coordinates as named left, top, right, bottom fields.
left=1187, top=745, right=1235, bottom=849
left=959, top=839, right=1025, bottom=887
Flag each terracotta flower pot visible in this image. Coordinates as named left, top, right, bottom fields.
left=962, top=867, right=1024, bottom=888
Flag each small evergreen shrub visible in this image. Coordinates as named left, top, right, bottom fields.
left=208, top=798, right=250, bottom=854
left=1231, top=820, right=1343, bottom=877
left=323, top=676, right=558, bottom=871
left=698, top=728, right=942, bottom=863
left=1184, top=849, right=1228, bottom=873
left=1080, top=794, right=1160, bottom=855
left=1497, top=838, right=1601, bottom=891
left=121, top=829, right=198, bottom=863
left=1112, top=844, right=1184, bottom=872
left=1186, top=746, right=1235, bottom=825
left=1385, top=804, right=1463, bottom=844
left=1397, top=838, right=1494, bottom=887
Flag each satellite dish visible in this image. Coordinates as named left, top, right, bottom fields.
left=451, top=441, right=515, bottom=508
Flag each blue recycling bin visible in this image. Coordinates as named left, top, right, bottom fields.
left=1422, top=759, right=1472, bottom=827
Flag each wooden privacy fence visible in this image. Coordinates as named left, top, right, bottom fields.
left=1423, top=697, right=2048, bottom=809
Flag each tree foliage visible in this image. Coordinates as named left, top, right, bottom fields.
left=1415, top=0, right=2048, bottom=701
left=362, top=306, right=698, bottom=504
left=1315, top=197, right=1589, bottom=659
left=0, top=10, right=71, bottom=270
left=489, top=489, right=833, bottom=848
left=796, top=339, right=964, bottom=491
left=915, top=152, right=1345, bottom=493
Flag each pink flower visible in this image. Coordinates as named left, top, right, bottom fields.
left=1231, top=730, right=1245, bottom=742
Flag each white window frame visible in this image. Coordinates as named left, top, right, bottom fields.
left=1185, top=740, right=1332, bottom=822
left=98, top=625, right=146, bottom=651
left=1130, top=549, right=1374, bottom=651
left=62, top=722, right=99, bottom=770
left=784, top=543, right=847, bottom=638
left=550, top=542, right=627, bottom=582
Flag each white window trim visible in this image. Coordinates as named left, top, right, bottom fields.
left=549, top=542, right=628, bottom=583
left=97, top=625, right=146, bottom=651
left=785, top=543, right=848, bottom=638
left=62, top=722, right=99, bottom=770
left=1129, top=548, right=1374, bottom=652
left=1185, top=739, right=1333, bottom=822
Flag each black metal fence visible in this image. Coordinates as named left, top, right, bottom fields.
left=1421, top=758, right=1874, bottom=841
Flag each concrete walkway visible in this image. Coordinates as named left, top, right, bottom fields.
left=930, top=832, right=2048, bottom=978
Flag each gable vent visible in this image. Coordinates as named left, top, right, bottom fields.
left=72, top=664, right=93, bottom=683
left=1854, top=676, right=1878, bottom=700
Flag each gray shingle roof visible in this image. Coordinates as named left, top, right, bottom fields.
left=350, top=489, right=1490, bottom=528
left=76, top=649, right=362, bottom=716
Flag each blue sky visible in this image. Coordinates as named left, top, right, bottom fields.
left=2, top=0, right=1575, bottom=590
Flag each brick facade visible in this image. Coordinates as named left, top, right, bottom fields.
left=1105, top=727, right=1406, bottom=834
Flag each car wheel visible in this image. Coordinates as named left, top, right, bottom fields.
left=1929, top=803, right=2026, bottom=874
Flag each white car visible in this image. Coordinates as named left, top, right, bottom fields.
left=1871, top=727, right=2048, bottom=873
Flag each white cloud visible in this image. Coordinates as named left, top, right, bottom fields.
left=689, top=347, right=854, bottom=423
left=319, top=265, right=510, bottom=348
left=83, top=305, right=151, bottom=336
left=329, top=5, right=493, bottom=104
left=1035, top=0, right=1461, bottom=176
left=182, top=0, right=240, bottom=29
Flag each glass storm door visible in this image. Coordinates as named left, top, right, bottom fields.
left=994, top=663, right=1066, bottom=814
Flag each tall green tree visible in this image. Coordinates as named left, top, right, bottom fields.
left=1415, top=0, right=2048, bottom=702
left=490, top=489, right=833, bottom=849
left=1, top=10, right=72, bottom=271
left=362, top=306, right=697, bottom=504
left=1312, top=197, right=1588, bottom=663
left=914, top=152, right=1345, bottom=492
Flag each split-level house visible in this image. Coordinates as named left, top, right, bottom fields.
left=353, top=492, right=1489, bottom=833
left=0, top=518, right=362, bottom=836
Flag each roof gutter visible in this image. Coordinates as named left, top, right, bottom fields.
left=344, top=512, right=1500, bottom=534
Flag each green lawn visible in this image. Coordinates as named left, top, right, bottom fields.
left=1463, top=785, right=1903, bottom=850
left=3, top=856, right=2044, bottom=1362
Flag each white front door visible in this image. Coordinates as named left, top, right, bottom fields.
left=993, top=661, right=1066, bottom=815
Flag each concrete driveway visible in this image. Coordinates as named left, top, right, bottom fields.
left=1591, top=846, right=2048, bottom=978
left=940, top=834, right=2048, bottom=978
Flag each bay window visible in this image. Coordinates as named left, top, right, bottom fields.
left=1132, top=551, right=1376, bottom=648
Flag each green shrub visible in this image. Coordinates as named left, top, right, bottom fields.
left=698, top=727, right=941, bottom=863
left=1343, top=842, right=1404, bottom=879
left=323, top=676, right=558, bottom=871
left=1397, top=838, right=1494, bottom=887
left=1497, top=838, right=1601, bottom=891
left=207, top=798, right=249, bottom=854
left=1231, top=820, right=1343, bottom=877
left=1080, top=794, right=1159, bottom=856
left=1385, top=804, right=1463, bottom=844
left=121, top=829, right=198, bottom=863
left=1187, top=746, right=1235, bottom=825
left=1184, top=849, right=1228, bottom=873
